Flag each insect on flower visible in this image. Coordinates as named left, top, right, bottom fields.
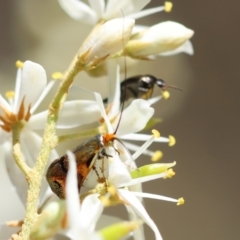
left=104, top=74, right=181, bottom=105
left=46, top=16, right=131, bottom=199
left=120, top=74, right=182, bottom=103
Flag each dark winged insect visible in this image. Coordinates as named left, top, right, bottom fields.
left=46, top=134, right=116, bottom=199
left=119, top=74, right=181, bottom=103
left=103, top=74, right=181, bottom=105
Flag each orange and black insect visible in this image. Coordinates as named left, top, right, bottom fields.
left=46, top=134, right=114, bottom=199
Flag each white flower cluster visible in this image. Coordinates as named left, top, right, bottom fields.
left=0, top=1, right=193, bottom=239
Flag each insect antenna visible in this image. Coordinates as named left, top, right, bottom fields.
left=156, top=79, right=182, bottom=92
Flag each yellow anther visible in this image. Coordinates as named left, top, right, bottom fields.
left=177, top=198, right=185, bottom=206
left=108, top=185, right=117, bottom=196
left=151, top=150, right=163, bottom=162
left=152, top=129, right=160, bottom=138
left=51, top=72, right=63, bottom=80
left=5, top=91, right=15, bottom=99
left=163, top=90, right=170, bottom=100
left=164, top=2, right=173, bottom=12
left=168, top=135, right=176, bottom=147
left=15, top=60, right=24, bottom=68
left=166, top=168, right=175, bottom=178
left=99, top=196, right=111, bottom=207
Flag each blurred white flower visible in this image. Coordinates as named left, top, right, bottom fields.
left=125, top=21, right=194, bottom=58
left=58, top=0, right=169, bottom=25
left=78, top=18, right=135, bottom=70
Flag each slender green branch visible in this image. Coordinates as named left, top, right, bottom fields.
left=16, top=21, right=106, bottom=240
left=11, top=122, right=31, bottom=177
left=17, top=66, right=82, bottom=240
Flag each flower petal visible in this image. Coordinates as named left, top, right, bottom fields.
left=58, top=0, right=97, bottom=24
left=94, top=92, right=113, bottom=133
left=57, top=100, right=101, bottom=129
left=13, top=61, right=47, bottom=113
left=88, top=0, right=105, bottom=18
left=114, top=99, right=154, bottom=136
left=104, top=0, right=150, bottom=19
left=159, top=40, right=194, bottom=56
left=66, top=151, right=81, bottom=229
left=108, top=148, right=132, bottom=187
left=118, top=189, right=162, bottom=240
left=29, top=100, right=101, bottom=130
left=30, top=79, right=56, bottom=114
left=0, top=94, right=11, bottom=115
left=80, top=194, right=103, bottom=231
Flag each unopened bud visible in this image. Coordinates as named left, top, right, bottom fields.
left=79, top=18, right=135, bottom=70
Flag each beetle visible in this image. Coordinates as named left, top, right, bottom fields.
left=46, top=133, right=117, bottom=199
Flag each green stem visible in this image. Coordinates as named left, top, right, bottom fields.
left=12, top=122, right=31, bottom=176
left=16, top=55, right=83, bottom=240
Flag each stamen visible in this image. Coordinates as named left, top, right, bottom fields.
left=15, top=60, right=24, bottom=68
left=163, top=91, right=170, bottom=100
left=151, top=150, right=163, bottom=162
left=165, top=2, right=173, bottom=12
left=132, top=134, right=155, bottom=161
left=168, top=135, right=176, bottom=146
left=163, top=168, right=175, bottom=179
left=5, top=91, right=15, bottom=99
left=51, top=72, right=63, bottom=80
left=177, top=198, right=185, bottom=206
left=152, top=129, right=160, bottom=138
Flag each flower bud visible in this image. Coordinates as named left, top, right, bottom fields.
left=125, top=21, right=194, bottom=58
left=79, top=18, right=135, bottom=70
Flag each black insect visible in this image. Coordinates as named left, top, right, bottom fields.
left=104, top=74, right=181, bottom=104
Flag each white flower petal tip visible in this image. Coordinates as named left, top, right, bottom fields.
left=15, top=61, right=47, bottom=113
left=99, top=221, right=142, bottom=240
left=151, top=150, right=163, bottom=162
left=78, top=18, right=135, bottom=70
left=164, top=1, right=173, bottom=12
left=168, top=135, right=176, bottom=146
left=125, top=21, right=194, bottom=57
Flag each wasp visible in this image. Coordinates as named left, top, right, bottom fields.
left=104, top=74, right=181, bottom=104
left=120, top=74, right=181, bottom=103
left=46, top=133, right=117, bottom=199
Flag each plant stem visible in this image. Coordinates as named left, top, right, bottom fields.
left=16, top=55, right=83, bottom=240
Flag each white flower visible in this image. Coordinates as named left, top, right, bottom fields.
left=125, top=21, right=194, bottom=58
left=65, top=151, right=103, bottom=240
left=78, top=18, right=135, bottom=70
left=58, top=1, right=193, bottom=57
left=0, top=61, right=103, bottom=236
left=58, top=0, right=168, bottom=25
